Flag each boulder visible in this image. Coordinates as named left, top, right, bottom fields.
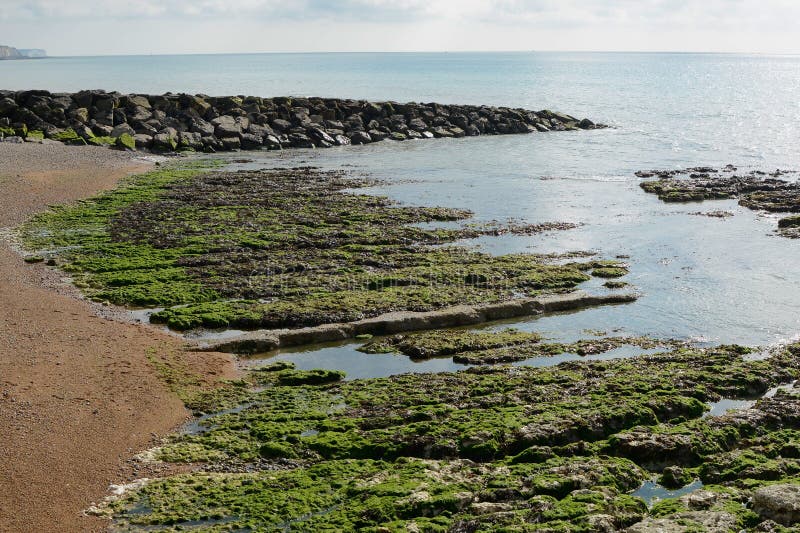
left=240, top=133, right=263, bottom=150
left=152, top=131, right=177, bottom=151
left=128, top=105, right=152, bottom=122
left=408, top=118, right=428, bottom=132
left=220, top=136, right=241, bottom=150
left=287, top=133, right=314, bottom=148
left=349, top=131, right=372, bottom=145
left=125, top=95, right=151, bottom=109
left=201, top=135, right=223, bottom=152
left=271, top=119, right=292, bottom=132
left=307, top=127, right=336, bottom=145
left=111, top=123, right=135, bottom=138
left=211, top=115, right=240, bottom=137
left=133, top=134, right=152, bottom=149
left=753, top=484, right=800, bottom=526
left=263, top=134, right=282, bottom=150
left=116, top=133, right=136, bottom=151
left=368, top=129, right=388, bottom=142
left=178, top=131, right=203, bottom=150
left=190, top=118, right=215, bottom=137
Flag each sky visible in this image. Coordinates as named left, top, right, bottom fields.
left=1, top=0, right=799, bottom=56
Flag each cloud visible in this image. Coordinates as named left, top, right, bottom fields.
left=3, top=0, right=800, bottom=29
left=2, top=0, right=800, bottom=54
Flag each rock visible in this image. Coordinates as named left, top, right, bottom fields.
left=334, top=134, right=351, bottom=146
left=368, top=129, right=388, bottom=142
left=579, top=118, right=595, bottom=129
left=307, top=127, right=336, bottom=146
left=128, top=105, right=152, bottom=122
left=2, top=135, right=23, bottom=143
left=611, top=429, right=694, bottom=469
left=133, top=133, right=153, bottom=149
left=449, top=127, right=466, bottom=138
left=263, top=134, right=282, bottom=150
left=388, top=132, right=407, bottom=141
left=626, top=512, right=737, bottom=532
left=753, top=484, right=800, bottom=526
left=190, top=118, right=215, bottom=137
left=349, top=131, right=372, bottom=145
left=178, top=131, right=203, bottom=150
left=201, top=135, right=223, bottom=152
left=270, top=119, right=292, bottom=132
left=211, top=115, right=240, bottom=137
left=116, top=133, right=136, bottom=151
left=432, top=127, right=454, bottom=138
left=69, top=107, right=89, bottom=123
left=240, top=133, right=263, bottom=150
left=125, top=95, right=151, bottom=109
left=220, top=136, right=242, bottom=150
left=287, top=133, right=314, bottom=148
left=92, top=124, right=114, bottom=137
left=111, top=123, right=135, bottom=138
left=152, top=132, right=177, bottom=151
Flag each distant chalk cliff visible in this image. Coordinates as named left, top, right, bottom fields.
left=0, top=46, right=47, bottom=59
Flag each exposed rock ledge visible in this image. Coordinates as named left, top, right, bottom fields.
left=0, top=89, right=605, bottom=152
left=195, top=291, right=637, bottom=354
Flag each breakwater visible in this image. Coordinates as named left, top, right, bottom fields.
left=0, top=89, right=604, bottom=151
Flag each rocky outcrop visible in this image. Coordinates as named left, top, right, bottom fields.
left=195, top=291, right=637, bottom=354
left=753, top=484, right=800, bottom=526
left=0, top=89, right=605, bottom=152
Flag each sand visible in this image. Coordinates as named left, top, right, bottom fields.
left=0, top=143, right=235, bottom=532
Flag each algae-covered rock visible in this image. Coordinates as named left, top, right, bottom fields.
left=115, top=132, right=136, bottom=151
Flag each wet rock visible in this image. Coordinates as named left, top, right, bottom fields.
left=349, top=131, right=372, bottom=145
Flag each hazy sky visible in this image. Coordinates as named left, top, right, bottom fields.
left=1, top=0, right=799, bottom=56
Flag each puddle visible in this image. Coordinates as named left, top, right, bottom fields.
left=632, top=478, right=704, bottom=507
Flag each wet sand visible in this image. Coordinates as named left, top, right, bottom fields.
left=0, top=143, right=235, bottom=532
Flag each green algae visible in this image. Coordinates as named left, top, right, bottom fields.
left=110, top=342, right=800, bottom=531
left=49, top=128, right=86, bottom=145
left=591, top=266, right=628, bottom=278
left=779, top=215, right=800, bottom=228
left=358, top=328, right=543, bottom=358
left=20, top=165, right=607, bottom=332
left=116, top=132, right=136, bottom=151
left=359, top=327, right=678, bottom=365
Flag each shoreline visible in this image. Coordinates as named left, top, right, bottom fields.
left=0, top=142, right=236, bottom=532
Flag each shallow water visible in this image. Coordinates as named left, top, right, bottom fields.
left=226, top=139, right=800, bottom=349
left=632, top=479, right=704, bottom=507
left=14, top=52, right=799, bottom=377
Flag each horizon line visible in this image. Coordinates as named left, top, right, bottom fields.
left=33, top=49, right=800, bottom=59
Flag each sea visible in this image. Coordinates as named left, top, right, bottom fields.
left=4, top=52, right=800, bottom=377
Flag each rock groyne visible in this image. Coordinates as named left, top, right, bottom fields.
left=0, top=89, right=605, bottom=152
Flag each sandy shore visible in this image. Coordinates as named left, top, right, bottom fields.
left=0, top=143, right=235, bottom=532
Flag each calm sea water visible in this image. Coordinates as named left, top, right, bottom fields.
left=5, top=52, right=800, bottom=374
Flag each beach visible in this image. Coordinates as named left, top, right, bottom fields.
left=0, top=143, right=235, bottom=532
